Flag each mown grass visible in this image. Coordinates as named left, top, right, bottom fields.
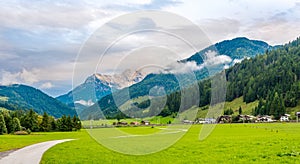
left=0, top=131, right=82, bottom=152
left=39, top=123, right=300, bottom=163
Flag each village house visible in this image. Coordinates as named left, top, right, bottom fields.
left=256, top=115, right=274, bottom=122
left=216, top=115, right=232, bottom=123
left=141, top=120, right=150, bottom=125
left=197, top=118, right=216, bottom=124
left=280, top=114, right=290, bottom=122
left=117, top=121, right=128, bottom=125
left=237, top=115, right=255, bottom=123
left=130, top=121, right=139, bottom=126
left=183, top=120, right=194, bottom=124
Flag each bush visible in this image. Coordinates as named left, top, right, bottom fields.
left=26, top=128, right=31, bottom=134
left=14, top=131, right=29, bottom=135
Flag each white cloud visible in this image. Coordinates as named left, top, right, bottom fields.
left=40, top=82, right=54, bottom=89
left=0, top=70, right=21, bottom=85
left=0, top=68, right=38, bottom=85
left=74, top=99, right=95, bottom=106
left=232, top=58, right=244, bottom=64
left=165, top=61, right=204, bottom=74
left=164, top=50, right=232, bottom=74
left=202, top=51, right=232, bottom=66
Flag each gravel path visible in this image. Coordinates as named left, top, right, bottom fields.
left=0, top=139, right=74, bottom=164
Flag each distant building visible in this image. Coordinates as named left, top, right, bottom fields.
left=217, top=115, right=232, bottom=123
left=256, top=115, right=274, bottom=122
left=237, top=115, right=255, bottom=123
left=130, top=122, right=139, bottom=125
left=197, top=118, right=216, bottom=124
left=280, top=114, right=290, bottom=122
left=117, top=121, right=128, bottom=125
left=296, top=112, right=300, bottom=122
left=183, top=120, right=194, bottom=124
left=141, top=120, right=150, bottom=125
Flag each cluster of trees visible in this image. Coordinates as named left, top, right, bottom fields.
left=253, top=92, right=286, bottom=119
left=0, top=109, right=81, bottom=135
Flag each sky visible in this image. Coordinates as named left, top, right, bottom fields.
left=0, top=0, right=300, bottom=97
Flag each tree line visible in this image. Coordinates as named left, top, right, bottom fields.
left=0, top=109, right=81, bottom=135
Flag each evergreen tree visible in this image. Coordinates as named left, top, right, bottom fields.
left=40, top=112, right=50, bottom=132
left=22, top=109, right=39, bottom=132
left=238, top=106, right=242, bottom=115
left=12, top=117, right=21, bottom=132
left=0, top=114, right=7, bottom=135
left=72, top=115, right=81, bottom=131
left=66, top=115, right=72, bottom=131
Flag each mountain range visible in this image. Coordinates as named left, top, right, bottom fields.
left=76, top=37, right=273, bottom=119
left=0, top=37, right=277, bottom=118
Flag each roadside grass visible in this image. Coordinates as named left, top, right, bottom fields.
left=40, top=123, right=300, bottom=163
left=0, top=131, right=83, bottom=152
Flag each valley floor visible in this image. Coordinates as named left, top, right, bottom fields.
left=1, top=123, right=300, bottom=163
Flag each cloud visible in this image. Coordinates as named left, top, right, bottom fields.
left=165, top=61, right=204, bottom=74
left=202, top=51, right=232, bottom=66
left=0, top=70, right=21, bottom=85
left=74, top=99, right=94, bottom=106
left=199, top=18, right=241, bottom=43
left=242, top=2, right=300, bottom=45
left=104, top=0, right=181, bottom=11
left=232, top=58, right=244, bottom=64
left=164, top=50, right=232, bottom=74
left=40, top=82, right=54, bottom=89
left=0, top=68, right=38, bottom=85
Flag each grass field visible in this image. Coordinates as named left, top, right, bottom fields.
left=2, top=123, right=300, bottom=163
left=0, top=131, right=82, bottom=152
left=40, top=123, right=300, bottom=163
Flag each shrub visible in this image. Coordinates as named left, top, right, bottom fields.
left=26, top=128, right=31, bottom=134
left=14, top=131, right=29, bottom=135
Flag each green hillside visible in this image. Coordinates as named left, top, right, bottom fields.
left=0, top=84, right=76, bottom=118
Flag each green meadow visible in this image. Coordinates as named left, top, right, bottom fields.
left=1, top=123, right=300, bottom=163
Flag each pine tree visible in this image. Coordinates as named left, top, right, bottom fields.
left=40, top=112, right=50, bottom=132
left=0, top=114, right=7, bottom=135
left=12, top=117, right=21, bottom=132
left=3, top=112, right=12, bottom=133
left=22, top=109, right=39, bottom=132
left=238, top=106, right=242, bottom=115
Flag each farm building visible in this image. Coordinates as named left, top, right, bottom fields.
left=130, top=122, right=139, bottom=125
left=280, top=114, right=290, bottom=122
left=256, top=115, right=274, bottom=122
left=117, top=121, right=128, bottom=125
left=141, top=120, right=150, bottom=125
left=296, top=112, right=300, bottom=122
left=216, top=115, right=232, bottom=123
left=197, top=118, right=216, bottom=124
left=183, top=120, right=194, bottom=124
left=236, top=115, right=255, bottom=123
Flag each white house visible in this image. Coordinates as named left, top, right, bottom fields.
left=256, top=115, right=274, bottom=122
left=280, top=114, right=290, bottom=122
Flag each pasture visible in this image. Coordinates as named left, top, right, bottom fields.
left=42, top=123, right=300, bottom=163
left=1, top=123, right=300, bottom=163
